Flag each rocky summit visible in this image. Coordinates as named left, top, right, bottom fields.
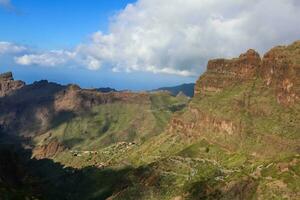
left=0, top=72, right=25, bottom=97
left=195, top=49, right=261, bottom=97
left=0, top=41, right=299, bottom=200
left=195, top=41, right=300, bottom=105
left=261, top=41, right=300, bottom=105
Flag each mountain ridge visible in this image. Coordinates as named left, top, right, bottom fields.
left=0, top=40, right=299, bottom=199
left=153, top=83, right=195, bottom=97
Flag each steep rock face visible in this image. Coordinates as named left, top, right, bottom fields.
left=261, top=41, right=300, bottom=105
left=171, top=41, right=300, bottom=157
left=170, top=111, right=238, bottom=137
left=182, top=51, right=252, bottom=140
left=167, top=108, right=244, bottom=152
left=195, top=41, right=300, bottom=105
left=195, top=50, right=261, bottom=97
left=0, top=72, right=25, bottom=97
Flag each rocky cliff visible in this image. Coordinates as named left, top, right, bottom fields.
left=195, top=41, right=300, bottom=105
left=118, top=41, right=300, bottom=200
left=195, top=49, right=261, bottom=97
left=0, top=72, right=25, bottom=97
left=261, top=41, right=300, bottom=105
left=170, top=41, right=300, bottom=158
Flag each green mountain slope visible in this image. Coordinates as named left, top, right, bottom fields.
left=103, top=41, right=300, bottom=199
left=0, top=41, right=299, bottom=200
left=30, top=91, right=189, bottom=164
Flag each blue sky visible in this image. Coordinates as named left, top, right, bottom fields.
left=0, top=0, right=194, bottom=90
left=0, top=0, right=136, bottom=49
left=0, top=0, right=299, bottom=90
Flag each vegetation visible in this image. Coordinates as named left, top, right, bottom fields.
left=1, top=41, right=299, bottom=199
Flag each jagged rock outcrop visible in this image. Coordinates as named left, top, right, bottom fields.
left=261, top=41, right=300, bottom=105
left=195, top=41, right=300, bottom=105
left=168, top=40, right=300, bottom=157
left=195, top=49, right=261, bottom=97
left=0, top=72, right=25, bottom=97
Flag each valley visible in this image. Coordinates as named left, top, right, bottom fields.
left=0, top=41, right=299, bottom=200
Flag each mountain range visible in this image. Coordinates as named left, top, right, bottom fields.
left=0, top=40, right=299, bottom=200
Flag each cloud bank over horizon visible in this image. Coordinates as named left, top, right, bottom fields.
left=2, top=0, right=300, bottom=77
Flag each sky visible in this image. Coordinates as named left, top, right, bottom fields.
left=0, top=0, right=300, bottom=90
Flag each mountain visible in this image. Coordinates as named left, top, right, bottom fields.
left=97, top=87, right=117, bottom=93
left=153, top=83, right=195, bottom=97
left=0, top=40, right=299, bottom=200
left=0, top=71, right=25, bottom=97
left=121, top=41, right=300, bottom=199
left=0, top=74, right=189, bottom=158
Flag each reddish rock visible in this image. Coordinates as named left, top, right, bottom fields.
left=195, top=49, right=261, bottom=97
left=261, top=41, right=300, bottom=105
left=195, top=41, right=300, bottom=105
left=33, top=139, right=66, bottom=159
left=0, top=72, right=25, bottom=97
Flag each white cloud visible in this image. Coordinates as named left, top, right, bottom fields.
left=15, top=50, right=75, bottom=66
left=0, top=41, right=27, bottom=54
left=14, top=0, right=300, bottom=76
left=80, top=55, right=102, bottom=70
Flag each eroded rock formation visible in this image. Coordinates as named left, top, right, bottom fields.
left=261, top=41, right=300, bottom=105
left=168, top=40, right=300, bottom=157
left=195, top=49, right=261, bottom=97
left=0, top=72, right=25, bottom=97
left=195, top=41, right=300, bottom=105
